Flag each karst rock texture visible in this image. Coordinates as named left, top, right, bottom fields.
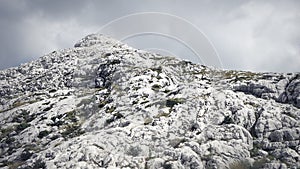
left=0, top=34, right=299, bottom=169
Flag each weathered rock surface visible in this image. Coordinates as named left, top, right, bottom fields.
left=0, top=34, right=299, bottom=169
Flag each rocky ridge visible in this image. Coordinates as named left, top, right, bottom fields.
left=0, top=34, right=299, bottom=169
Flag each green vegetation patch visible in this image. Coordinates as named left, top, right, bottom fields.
left=223, top=70, right=259, bottom=82
left=16, top=122, right=31, bottom=132
left=61, top=123, right=84, bottom=138
left=0, top=126, right=15, bottom=140
left=150, top=66, right=163, bottom=74
left=144, top=117, right=153, bottom=125
left=166, top=98, right=185, bottom=107
left=151, top=84, right=161, bottom=91
left=106, top=106, right=116, bottom=114
left=169, top=138, right=186, bottom=148
left=98, top=100, right=109, bottom=108
left=37, top=130, right=50, bottom=139
left=65, top=110, right=78, bottom=122
left=154, top=112, right=170, bottom=118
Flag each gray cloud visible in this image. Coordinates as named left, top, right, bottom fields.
left=0, top=0, right=299, bottom=72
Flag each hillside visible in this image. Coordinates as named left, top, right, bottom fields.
left=0, top=34, right=299, bottom=169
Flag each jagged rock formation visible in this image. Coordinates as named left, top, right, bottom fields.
left=0, top=34, right=299, bottom=169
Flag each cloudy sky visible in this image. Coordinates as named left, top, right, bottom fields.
left=0, top=0, right=299, bottom=72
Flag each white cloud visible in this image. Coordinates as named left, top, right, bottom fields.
left=202, top=1, right=300, bottom=72
left=0, top=0, right=299, bottom=72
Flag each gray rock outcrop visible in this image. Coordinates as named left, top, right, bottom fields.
left=0, top=34, right=299, bottom=169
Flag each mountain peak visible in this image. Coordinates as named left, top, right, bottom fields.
left=0, top=34, right=299, bottom=168
left=74, top=33, right=122, bottom=48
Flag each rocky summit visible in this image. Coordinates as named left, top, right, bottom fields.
left=0, top=34, right=299, bottom=169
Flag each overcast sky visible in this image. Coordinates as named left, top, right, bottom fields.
left=0, top=0, right=299, bottom=72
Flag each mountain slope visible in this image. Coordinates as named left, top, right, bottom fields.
left=0, top=34, right=299, bottom=169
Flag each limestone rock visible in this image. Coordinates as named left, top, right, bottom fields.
left=0, top=34, right=299, bottom=168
